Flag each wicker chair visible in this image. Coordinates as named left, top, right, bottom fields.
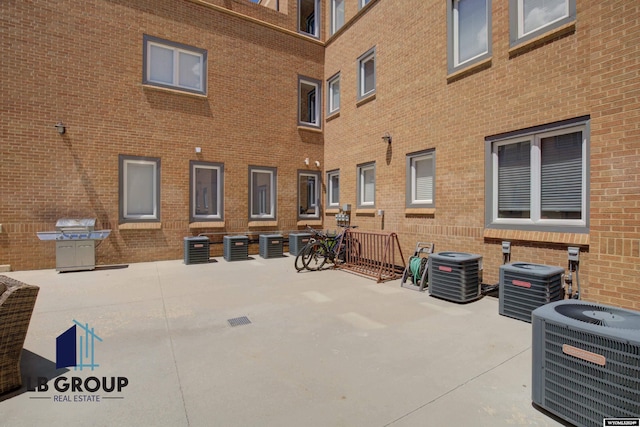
left=0, top=275, right=39, bottom=395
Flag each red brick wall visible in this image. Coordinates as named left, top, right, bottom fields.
left=2, top=0, right=639, bottom=311
left=323, top=0, right=639, bottom=310
left=0, top=0, right=324, bottom=270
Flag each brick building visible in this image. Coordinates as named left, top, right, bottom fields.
left=1, top=0, right=638, bottom=309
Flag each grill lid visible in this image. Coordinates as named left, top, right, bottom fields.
left=55, top=218, right=96, bottom=231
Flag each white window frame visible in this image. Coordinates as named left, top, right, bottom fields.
left=447, top=0, right=491, bottom=74
left=249, top=166, right=277, bottom=220
left=298, top=76, right=321, bottom=128
left=327, top=170, right=340, bottom=208
left=509, top=0, right=575, bottom=47
left=298, top=0, right=320, bottom=38
left=357, top=47, right=376, bottom=100
left=119, top=155, right=160, bottom=222
left=486, top=119, right=589, bottom=232
left=357, top=162, right=376, bottom=208
left=298, top=171, right=320, bottom=219
left=190, top=161, right=224, bottom=222
left=406, top=150, right=435, bottom=208
left=331, top=0, right=345, bottom=35
left=327, top=73, right=340, bottom=115
left=359, top=0, right=371, bottom=9
left=143, top=35, right=206, bottom=95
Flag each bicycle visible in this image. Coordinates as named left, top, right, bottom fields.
left=297, top=225, right=359, bottom=272
left=293, top=226, right=324, bottom=272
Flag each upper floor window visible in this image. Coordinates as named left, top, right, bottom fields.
left=327, top=170, right=340, bottom=208
left=485, top=117, right=589, bottom=233
left=190, top=161, right=224, bottom=222
left=298, top=171, right=320, bottom=219
left=357, top=48, right=376, bottom=100
left=447, top=0, right=491, bottom=73
left=509, top=0, right=575, bottom=46
left=299, top=76, right=321, bottom=127
left=119, top=155, right=161, bottom=222
left=357, top=162, right=375, bottom=208
left=331, top=0, right=345, bottom=35
left=406, top=150, right=435, bottom=208
left=143, top=35, right=206, bottom=95
left=299, top=0, right=320, bottom=38
left=360, top=0, right=371, bottom=9
left=327, top=73, right=340, bottom=115
left=248, top=0, right=281, bottom=12
left=249, top=166, right=277, bottom=220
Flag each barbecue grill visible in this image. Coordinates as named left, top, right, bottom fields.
left=36, top=218, right=111, bottom=272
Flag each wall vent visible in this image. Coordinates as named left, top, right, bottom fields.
left=259, top=234, right=283, bottom=259
left=499, top=263, right=564, bottom=322
left=532, top=300, right=640, bottom=427
left=223, top=235, right=249, bottom=262
left=183, top=236, right=210, bottom=265
left=428, top=252, right=482, bottom=303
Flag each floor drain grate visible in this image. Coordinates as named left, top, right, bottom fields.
left=228, top=316, right=251, bottom=327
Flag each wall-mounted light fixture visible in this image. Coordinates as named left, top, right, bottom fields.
left=195, top=147, right=202, bottom=153
left=54, top=122, right=66, bottom=135
left=382, top=132, right=392, bottom=144
left=304, top=157, right=310, bottom=165
left=314, top=160, right=320, bottom=167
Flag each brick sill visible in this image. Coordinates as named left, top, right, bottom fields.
left=326, top=111, right=340, bottom=122
left=509, top=21, right=576, bottom=58
left=405, top=208, right=436, bottom=216
left=483, top=228, right=589, bottom=246
left=356, top=93, right=376, bottom=107
left=297, top=125, right=323, bottom=133
left=142, top=84, right=208, bottom=99
left=119, top=222, right=162, bottom=230
left=189, top=221, right=225, bottom=229
left=248, top=221, right=278, bottom=227
left=447, top=58, right=492, bottom=83
left=297, top=220, right=322, bottom=226
left=355, top=209, right=376, bottom=216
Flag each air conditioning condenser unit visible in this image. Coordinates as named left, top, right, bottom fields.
left=532, top=300, right=640, bottom=427
left=428, top=252, right=482, bottom=303
left=499, top=263, right=564, bottom=323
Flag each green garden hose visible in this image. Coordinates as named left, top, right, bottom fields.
left=409, top=256, right=427, bottom=285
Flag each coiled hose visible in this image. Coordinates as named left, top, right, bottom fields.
left=408, top=256, right=428, bottom=285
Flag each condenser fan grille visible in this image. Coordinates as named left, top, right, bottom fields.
left=540, top=322, right=640, bottom=426
left=555, top=303, right=640, bottom=329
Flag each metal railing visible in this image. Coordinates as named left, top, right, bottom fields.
left=338, top=230, right=406, bottom=283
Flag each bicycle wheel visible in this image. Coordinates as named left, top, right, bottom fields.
left=302, top=241, right=328, bottom=271
left=294, top=242, right=314, bottom=272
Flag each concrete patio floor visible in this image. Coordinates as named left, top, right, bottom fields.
left=1, top=256, right=565, bottom=426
